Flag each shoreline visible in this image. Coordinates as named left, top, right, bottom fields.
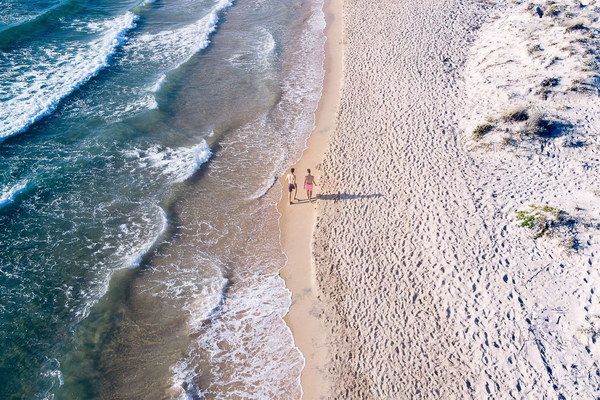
left=278, top=0, right=344, bottom=397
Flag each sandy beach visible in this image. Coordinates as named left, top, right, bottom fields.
left=278, top=0, right=343, bottom=397
left=283, top=0, right=600, bottom=398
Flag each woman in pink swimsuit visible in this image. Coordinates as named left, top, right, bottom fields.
left=304, top=168, right=317, bottom=202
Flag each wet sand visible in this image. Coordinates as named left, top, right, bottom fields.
left=278, top=0, right=343, bottom=398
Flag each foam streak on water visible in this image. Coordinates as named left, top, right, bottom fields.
left=0, top=11, right=137, bottom=141
left=0, top=180, right=28, bottom=208
left=162, top=0, right=328, bottom=396
left=124, top=140, right=212, bottom=183
left=134, top=0, right=234, bottom=94
left=123, top=206, right=168, bottom=269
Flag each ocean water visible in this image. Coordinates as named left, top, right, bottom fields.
left=0, top=0, right=325, bottom=398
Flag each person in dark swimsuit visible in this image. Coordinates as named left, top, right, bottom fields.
left=285, top=168, right=297, bottom=204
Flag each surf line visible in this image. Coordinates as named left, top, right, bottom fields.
left=0, top=12, right=138, bottom=143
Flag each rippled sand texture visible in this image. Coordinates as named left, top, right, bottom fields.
left=314, top=0, right=599, bottom=398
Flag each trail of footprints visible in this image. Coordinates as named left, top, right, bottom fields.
left=312, top=0, right=599, bottom=398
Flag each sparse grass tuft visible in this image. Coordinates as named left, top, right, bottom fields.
left=558, top=236, right=577, bottom=250
left=501, top=136, right=515, bottom=146
left=547, top=56, right=561, bottom=67
left=548, top=4, right=562, bottom=16
left=502, top=107, right=529, bottom=122
left=523, top=111, right=553, bottom=136
left=582, top=59, right=597, bottom=71
left=527, top=44, right=544, bottom=55
left=569, top=78, right=591, bottom=92
left=580, top=315, right=600, bottom=342
left=472, top=123, right=494, bottom=140
left=541, top=77, right=559, bottom=87
left=565, top=20, right=587, bottom=32
left=516, top=205, right=565, bottom=239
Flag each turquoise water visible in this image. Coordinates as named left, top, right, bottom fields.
left=0, top=0, right=324, bottom=398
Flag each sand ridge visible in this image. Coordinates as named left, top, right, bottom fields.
left=311, top=0, right=599, bottom=398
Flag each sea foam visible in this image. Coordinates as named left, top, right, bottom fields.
left=123, top=206, right=169, bottom=269
left=0, top=12, right=137, bottom=141
left=125, top=140, right=212, bottom=183
left=228, top=27, right=276, bottom=72
left=127, top=0, right=234, bottom=92
left=0, top=181, right=28, bottom=208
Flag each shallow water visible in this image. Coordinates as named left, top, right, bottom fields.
left=0, top=0, right=324, bottom=398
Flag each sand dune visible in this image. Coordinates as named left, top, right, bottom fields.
left=309, top=0, right=600, bottom=398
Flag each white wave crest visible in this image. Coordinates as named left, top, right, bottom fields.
left=150, top=74, right=166, bottom=93
left=0, top=12, right=138, bottom=141
left=126, top=0, right=234, bottom=90
left=123, top=206, right=168, bottom=269
left=228, top=27, right=276, bottom=71
left=249, top=176, right=277, bottom=200
left=125, top=141, right=211, bottom=183
left=0, top=181, right=28, bottom=208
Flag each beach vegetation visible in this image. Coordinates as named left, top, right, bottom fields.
left=541, top=77, right=559, bottom=87
left=564, top=20, right=587, bottom=32
left=501, top=136, right=516, bottom=146
left=568, top=78, right=592, bottom=92
left=570, top=78, right=582, bottom=89
left=523, top=111, right=554, bottom=136
left=516, top=205, right=565, bottom=239
left=547, top=4, right=562, bottom=17
left=547, top=56, right=561, bottom=67
left=528, top=44, right=544, bottom=55
left=558, top=236, right=577, bottom=250
left=582, top=59, right=597, bottom=71
left=472, top=123, right=494, bottom=140
left=579, top=315, right=600, bottom=341
left=501, top=107, right=529, bottom=122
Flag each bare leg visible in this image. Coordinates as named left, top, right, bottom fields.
left=289, top=189, right=292, bottom=204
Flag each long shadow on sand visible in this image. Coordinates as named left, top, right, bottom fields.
left=316, top=192, right=383, bottom=201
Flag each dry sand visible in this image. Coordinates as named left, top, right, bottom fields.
left=282, top=0, right=600, bottom=398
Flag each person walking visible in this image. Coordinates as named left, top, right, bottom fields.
left=304, top=168, right=317, bottom=202
left=285, top=168, right=297, bottom=204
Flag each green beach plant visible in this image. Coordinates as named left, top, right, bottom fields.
left=472, top=123, right=494, bottom=140
left=516, top=205, right=565, bottom=239
left=527, top=44, right=544, bottom=55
